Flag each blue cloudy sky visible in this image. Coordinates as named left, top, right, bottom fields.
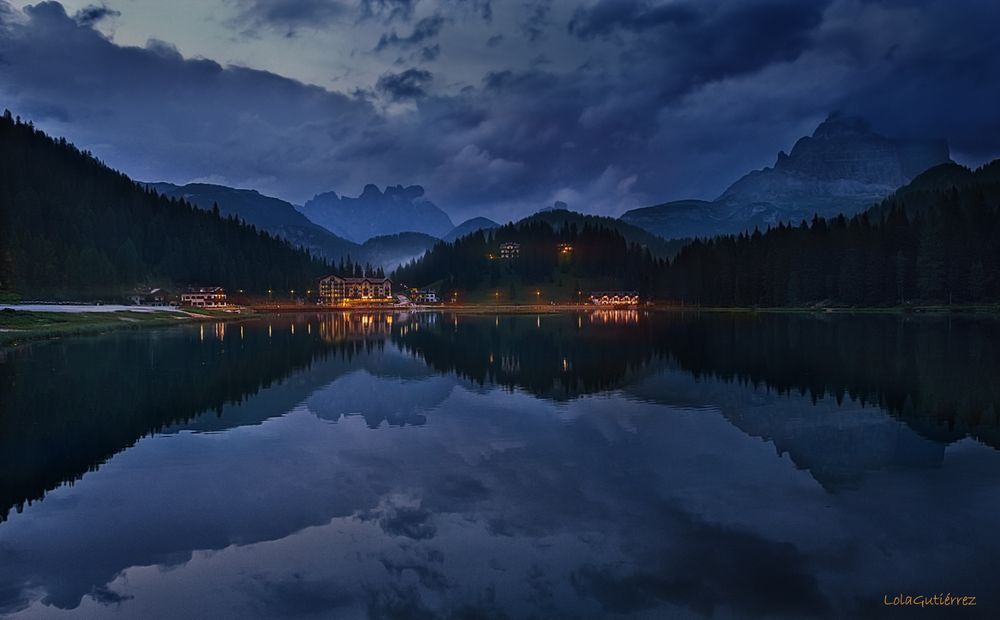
left=1, top=0, right=998, bottom=221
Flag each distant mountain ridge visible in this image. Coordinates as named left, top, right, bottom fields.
left=149, top=182, right=447, bottom=271
left=444, top=217, right=500, bottom=242
left=622, top=114, right=952, bottom=240
left=300, top=184, right=454, bottom=243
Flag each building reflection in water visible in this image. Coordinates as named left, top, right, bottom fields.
left=317, top=312, right=395, bottom=344
left=589, top=308, right=640, bottom=324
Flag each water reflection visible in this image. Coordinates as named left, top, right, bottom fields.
left=0, top=311, right=998, bottom=618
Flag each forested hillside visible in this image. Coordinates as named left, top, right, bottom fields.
left=659, top=161, right=1000, bottom=306
left=393, top=218, right=662, bottom=299
left=0, top=112, right=329, bottom=298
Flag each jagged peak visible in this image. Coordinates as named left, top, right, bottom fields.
left=384, top=184, right=426, bottom=201
left=812, top=112, right=874, bottom=139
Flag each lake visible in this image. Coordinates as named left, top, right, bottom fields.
left=1, top=311, right=998, bottom=619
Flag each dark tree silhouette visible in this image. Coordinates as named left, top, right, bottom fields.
left=0, top=111, right=329, bottom=298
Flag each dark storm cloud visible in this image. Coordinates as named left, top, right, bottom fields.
left=89, top=585, right=134, bottom=606
left=417, top=43, right=440, bottom=62
left=570, top=0, right=830, bottom=96
left=72, top=3, right=120, bottom=27
left=833, top=0, right=1000, bottom=161
left=568, top=0, right=699, bottom=38
left=360, top=0, right=417, bottom=22
left=439, top=0, right=493, bottom=23
left=375, top=68, right=433, bottom=100
left=233, top=0, right=415, bottom=36
left=374, top=14, right=447, bottom=51
left=519, top=0, right=552, bottom=42
left=1, top=0, right=999, bottom=220
left=233, top=0, right=350, bottom=34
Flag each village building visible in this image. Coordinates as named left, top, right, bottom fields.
left=127, top=287, right=172, bottom=306
left=410, top=289, right=439, bottom=304
left=499, top=242, right=521, bottom=259
left=181, top=287, right=227, bottom=308
left=589, top=291, right=640, bottom=306
left=319, top=275, right=393, bottom=305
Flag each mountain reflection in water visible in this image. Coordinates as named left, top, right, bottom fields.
left=0, top=311, right=998, bottom=619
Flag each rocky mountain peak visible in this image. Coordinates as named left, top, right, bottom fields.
left=812, top=113, right=873, bottom=138
left=360, top=184, right=382, bottom=199
left=622, top=114, right=952, bottom=241
left=384, top=184, right=426, bottom=201
left=299, top=183, right=454, bottom=243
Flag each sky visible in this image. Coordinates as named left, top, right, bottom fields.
left=1, top=0, right=999, bottom=222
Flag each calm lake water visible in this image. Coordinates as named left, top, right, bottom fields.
left=1, top=311, right=998, bottom=619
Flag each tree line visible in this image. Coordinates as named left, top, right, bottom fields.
left=393, top=219, right=663, bottom=298
left=396, top=161, right=1000, bottom=307
left=660, top=162, right=1000, bottom=306
left=0, top=111, right=330, bottom=298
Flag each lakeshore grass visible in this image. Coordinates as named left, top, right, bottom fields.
left=0, top=308, right=239, bottom=347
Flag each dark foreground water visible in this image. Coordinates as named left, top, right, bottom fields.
left=1, top=311, right=999, bottom=619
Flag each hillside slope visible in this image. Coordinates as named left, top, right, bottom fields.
left=622, top=114, right=951, bottom=240
left=444, top=217, right=500, bottom=242
left=0, top=112, right=327, bottom=297
left=148, top=182, right=358, bottom=262
left=525, top=209, right=688, bottom=259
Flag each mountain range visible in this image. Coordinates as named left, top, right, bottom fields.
left=148, top=114, right=947, bottom=271
left=621, top=114, right=951, bottom=240
left=299, top=184, right=455, bottom=243
left=149, top=183, right=449, bottom=271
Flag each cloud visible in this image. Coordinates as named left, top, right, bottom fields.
left=232, top=0, right=350, bottom=35
left=375, top=67, right=433, bottom=100
left=417, top=43, right=440, bottom=62
left=72, top=3, right=120, bottom=27
left=519, top=0, right=552, bottom=42
left=0, top=0, right=384, bottom=202
left=247, top=574, right=353, bottom=617
left=1, top=0, right=999, bottom=222
left=568, top=0, right=699, bottom=38
left=375, top=14, right=447, bottom=51
left=360, top=0, right=417, bottom=22
left=440, top=0, right=493, bottom=23
left=359, top=495, right=437, bottom=539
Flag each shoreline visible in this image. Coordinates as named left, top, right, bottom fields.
left=246, top=302, right=1000, bottom=316
left=0, top=307, right=247, bottom=349
left=4, top=301, right=999, bottom=348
